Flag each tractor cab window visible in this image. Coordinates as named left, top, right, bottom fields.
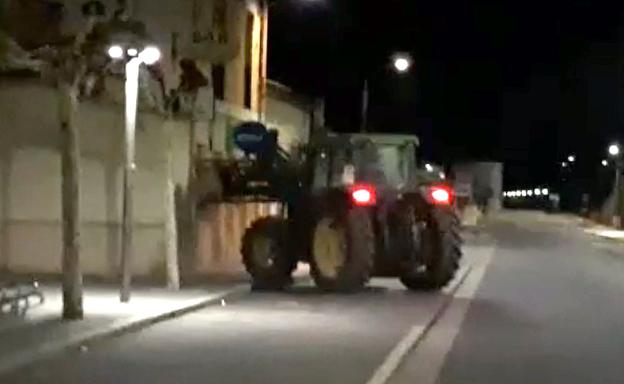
left=312, top=143, right=413, bottom=190
left=312, top=148, right=353, bottom=189
left=352, top=143, right=411, bottom=189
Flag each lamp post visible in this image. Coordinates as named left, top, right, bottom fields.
left=608, top=143, right=622, bottom=227
left=109, top=45, right=161, bottom=302
left=361, top=53, right=413, bottom=132
left=392, top=54, right=412, bottom=73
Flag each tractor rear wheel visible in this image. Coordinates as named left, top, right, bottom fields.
left=310, top=208, right=374, bottom=292
left=400, top=208, right=462, bottom=290
left=242, top=217, right=296, bottom=291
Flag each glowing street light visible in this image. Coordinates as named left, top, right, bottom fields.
left=609, top=144, right=620, bottom=157
left=392, top=54, right=412, bottom=73
left=107, top=45, right=124, bottom=59
left=139, top=46, right=161, bottom=65
left=561, top=161, right=568, bottom=168
left=567, top=155, right=576, bottom=163
left=521, top=190, right=527, bottom=197
left=534, top=188, right=541, bottom=196
left=527, top=190, right=533, bottom=197
left=602, top=160, right=609, bottom=167
left=425, top=163, right=434, bottom=172
left=542, top=188, right=549, bottom=196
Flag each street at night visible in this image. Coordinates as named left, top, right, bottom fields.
left=5, top=1, right=624, bottom=383
left=2, top=212, right=624, bottom=383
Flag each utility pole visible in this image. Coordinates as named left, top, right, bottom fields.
left=258, top=0, right=269, bottom=120
left=164, top=120, right=180, bottom=290
left=614, top=160, right=623, bottom=228
left=120, top=58, right=140, bottom=303
left=608, top=144, right=622, bottom=227
left=360, top=79, right=369, bottom=133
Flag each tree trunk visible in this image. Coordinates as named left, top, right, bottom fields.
left=165, top=122, right=180, bottom=289
left=59, top=83, right=83, bottom=320
left=187, top=99, right=199, bottom=264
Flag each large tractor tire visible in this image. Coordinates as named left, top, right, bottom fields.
left=400, top=207, right=462, bottom=291
left=242, top=217, right=296, bottom=291
left=310, top=208, right=375, bottom=292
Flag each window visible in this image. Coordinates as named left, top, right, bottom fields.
left=244, top=12, right=254, bottom=109
left=212, top=64, right=225, bottom=100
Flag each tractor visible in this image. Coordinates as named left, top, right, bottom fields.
left=214, top=123, right=462, bottom=292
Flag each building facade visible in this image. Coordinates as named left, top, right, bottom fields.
left=0, top=0, right=316, bottom=280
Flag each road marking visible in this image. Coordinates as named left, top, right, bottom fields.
left=385, top=244, right=496, bottom=384
left=365, top=259, right=474, bottom=384
left=454, top=246, right=495, bottom=299
left=365, top=325, right=427, bottom=384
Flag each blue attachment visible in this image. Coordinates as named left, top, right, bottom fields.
left=233, top=122, right=270, bottom=155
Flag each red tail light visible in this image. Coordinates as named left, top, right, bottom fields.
left=429, top=186, right=452, bottom=205
left=350, top=185, right=377, bottom=206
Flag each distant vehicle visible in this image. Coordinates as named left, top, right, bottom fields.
left=215, top=125, right=462, bottom=292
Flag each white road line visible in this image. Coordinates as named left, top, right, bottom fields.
left=365, top=325, right=427, bottom=384
left=384, top=244, right=497, bottom=384
left=365, top=259, right=474, bottom=384
left=454, top=246, right=495, bottom=299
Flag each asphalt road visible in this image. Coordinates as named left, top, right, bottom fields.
left=392, top=211, right=624, bottom=383
left=4, top=211, right=624, bottom=384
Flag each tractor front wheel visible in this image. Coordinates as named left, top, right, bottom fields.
left=310, top=208, right=374, bottom=292
left=242, top=217, right=296, bottom=291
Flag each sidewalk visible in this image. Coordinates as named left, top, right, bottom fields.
left=584, top=224, right=624, bottom=241
left=0, top=282, right=245, bottom=375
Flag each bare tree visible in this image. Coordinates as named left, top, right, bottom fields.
left=0, top=9, right=89, bottom=318
left=57, top=60, right=86, bottom=320
left=35, top=0, right=146, bottom=318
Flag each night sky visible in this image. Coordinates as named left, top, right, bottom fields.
left=268, top=0, right=624, bottom=190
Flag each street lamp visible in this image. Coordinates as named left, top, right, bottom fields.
left=567, top=155, right=576, bottom=163
left=602, top=160, right=609, bottom=167
left=607, top=143, right=622, bottom=227
left=108, top=44, right=161, bottom=302
left=392, top=54, right=412, bottom=73
left=361, top=53, right=413, bottom=132
left=425, top=163, right=434, bottom=172
left=561, top=161, right=568, bottom=168
left=107, top=45, right=124, bottom=59
left=609, top=144, right=620, bottom=157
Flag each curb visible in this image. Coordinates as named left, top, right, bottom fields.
left=0, top=285, right=247, bottom=376
left=365, top=262, right=474, bottom=384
